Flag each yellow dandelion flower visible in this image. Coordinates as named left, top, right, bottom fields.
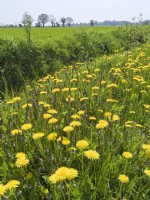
left=89, top=116, right=97, bottom=120
left=5, top=180, right=20, bottom=189
left=62, top=137, right=70, bottom=145
left=78, top=110, right=85, bottom=115
left=70, top=121, right=82, bottom=127
left=76, top=140, right=89, bottom=150
left=47, top=109, right=58, bottom=114
left=142, top=144, right=150, bottom=151
left=12, top=97, right=21, bottom=102
left=48, top=174, right=59, bottom=184
left=63, top=126, right=74, bottom=133
left=96, top=120, right=108, bottom=129
left=0, top=184, right=7, bottom=196
left=22, top=104, right=32, bottom=109
left=68, top=147, right=76, bottom=151
left=122, top=152, right=133, bottom=159
left=94, top=68, right=100, bottom=73
left=32, top=132, right=44, bottom=140
left=21, top=123, right=32, bottom=131
left=121, top=79, right=127, bottom=84
left=143, top=104, right=150, bottom=109
left=85, top=150, right=100, bottom=160
left=62, top=88, right=69, bottom=92
left=40, top=91, right=47, bottom=95
left=66, top=168, right=78, bottom=180
left=66, top=96, right=74, bottom=102
left=7, top=100, right=15, bottom=104
left=92, top=86, right=99, bottom=90
left=15, top=157, right=29, bottom=168
left=11, top=112, right=18, bottom=115
left=48, top=118, right=58, bottom=124
left=38, top=101, right=45, bottom=105
left=52, top=88, right=60, bottom=93
left=70, top=87, right=78, bottom=92
left=101, top=80, right=106, bottom=85
left=80, top=97, right=89, bottom=101
left=44, top=104, right=51, bottom=108
left=144, top=170, right=150, bottom=177
left=107, top=83, right=118, bottom=88
left=11, top=129, right=22, bottom=135
left=15, top=152, right=26, bottom=159
left=47, top=133, right=58, bottom=141
left=118, top=174, right=129, bottom=183
left=71, top=114, right=81, bottom=119
left=135, top=124, right=143, bottom=128
left=43, top=113, right=52, bottom=119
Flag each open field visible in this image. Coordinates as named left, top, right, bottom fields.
left=0, top=26, right=117, bottom=43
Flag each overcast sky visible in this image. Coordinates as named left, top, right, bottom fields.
left=0, top=0, right=149, bottom=25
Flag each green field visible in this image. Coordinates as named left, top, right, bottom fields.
left=0, top=26, right=117, bottom=43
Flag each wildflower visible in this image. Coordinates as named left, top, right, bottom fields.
left=43, top=113, right=52, bottom=119
left=89, top=116, right=97, bottom=120
left=80, top=97, right=88, bottom=101
left=63, top=126, right=74, bottom=133
left=70, top=87, right=78, bottom=92
left=94, top=68, right=100, bottom=73
left=107, top=83, right=118, bottom=88
left=38, top=101, right=45, bottom=105
left=22, top=104, right=32, bottom=109
left=66, top=168, right=78, bottom=180
left=135, top=124, right=143, bottom=128
left=48, top=174, right=58, bottom=184
left=15, top=155, right=29, bottom=168
left=52, top=88, right=60, bottom=93
left=47, top=133, right=58, bottom=141
left=5, top=180, right=20, bottom=189
left=11, top=129, right=22, bottom=135
left=62, top=88, right=69, bottom=92
left=16, top=152, right=26, bottom=159
left=121, top=79, right=127, bottom=84
left=85, top=150, right=100, bottom=160
left=96, top=120, right=108, bottom=129
left=48, top=118, right=58, bottom=124
left=62, top=137, right=70, bottom=145
left=92, top=86, right=99, bottom=90
left=47, top=109, right=57, bottom=114
left=143, top=104, right=150, bottom=109
left=7, top=100, right=15, bottom=104
left=40, top=91, right=47, bottom=94
left=118, top=174, right=129, bottom=183
left=70, top=79, right=77, bottom=82
left=78, top=110, right=85, bottom=115
left=68, top=147, right=76, bottom=151
left=142, top=144, right=150, bottom=151
left=32, top=132, right=44, bottom=140
left=44, top=104, right=51, bottom=108
left=66, top=96, right=74, bottom=102
left=122, top=152, right=133, bottom=159
left=0, top=184, right=6, bottom=196
left=144, top=170, right=150, bottom=177
left=71, top=114, right=81, bottom=119
left=12, top=97, right=21, bottom=102
left=26, top=172, right=33, bottom=179
left=70, top=121, right=82, bottom=127
left=21, top=123, right=32, bottom=131
left=101, top=80, right=106, bottom=85
left=76, top=140, right=89, bottom=150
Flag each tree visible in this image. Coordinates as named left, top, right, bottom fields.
left=22, top=12, right=34, bottom=42
left=60, top=17, right=66, bottom=27
left=49, top=15, right=56, bottom=27
left=66, top=17, right=73, bottom=27
left=90, top=20, right=95, bottom=26
left=38, top=14, right=49, bottom=27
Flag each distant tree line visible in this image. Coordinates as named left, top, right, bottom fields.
left=0, top=12, right=150, bottom=28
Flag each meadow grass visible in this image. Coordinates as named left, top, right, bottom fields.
left=1, top=42, right=150, bottom=199
left=0, top=26, right=117, bottom=43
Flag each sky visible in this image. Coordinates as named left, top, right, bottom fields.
left=0, top=0, right=150, bottom=25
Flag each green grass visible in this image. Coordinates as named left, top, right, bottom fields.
left=0, top=26, right=117, bottom=43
